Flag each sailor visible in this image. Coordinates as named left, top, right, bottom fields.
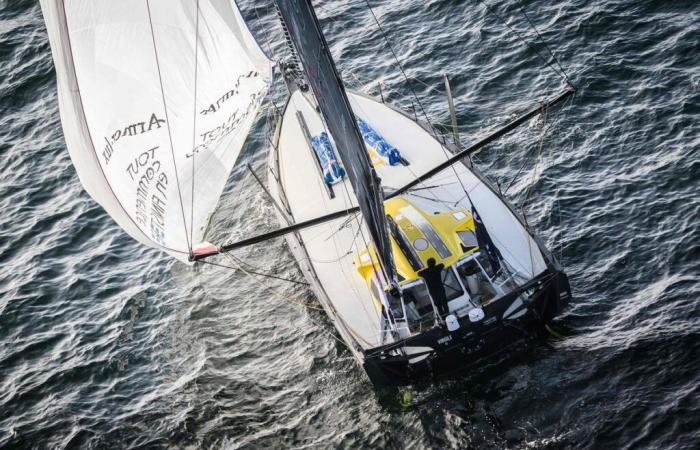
left=417, top=258, right=449, bottom=317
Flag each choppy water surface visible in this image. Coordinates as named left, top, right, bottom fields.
left=1, top=0, right=699, bottom=448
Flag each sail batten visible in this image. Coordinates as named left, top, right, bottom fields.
left=41, top=0, right=272, bottom=263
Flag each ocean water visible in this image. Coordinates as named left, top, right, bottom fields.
left=1, top=0, right=699, bottom=448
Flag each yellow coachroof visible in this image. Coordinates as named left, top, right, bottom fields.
left=354, top=196, right=478, bottom=287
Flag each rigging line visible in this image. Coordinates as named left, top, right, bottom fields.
left=189, top=0, right=200, bottom=249
left=333, top=147, right=382, bottom=325
left=397, top=181, right=460, bottom=192
left=402, top=158, right=461, bottom=211
left=346, top=68, right=513, bottom=120
left=229, top=233, right=373, bottom=350
left=521, top=104, right=549, bottom=213
left=502, top=102, right=563, bottom=196
left=308, top=320, right=354, bottom=351
left=402, top=181, right=452, bottom=194
left=323, top=211, right=361, bottom=242
left=515, top=0, right=573, bottom=87
left=345, top=216, right=369, bottom=255
left=501, top=92, right=571, bottom=196
left=522, top=103, right=549, bottom=276
left=361, top=2, right=445, bottom=141
left=226, top=251, right=310, bottom=287
left=343, top=69, right=373, bottom=95
left=308, top=84, right=388, bottom=291
left=405, top=191, right=460, bottom=208
left=223, top=253, right=322, bottom=309
left=199, top=255, right=310, bottom=287
left=206, top=253, right=354, bottom=350
left=473, top=0, right=569, bottom=84
left=305, top=252, right=353, bottom=264
left=557, top=197, right=564, bottom=262
left=146, top=0, right=192, bottom=252
left=225, top=248, right=276, bottom=275
left=252, top=0, right=274, bottom=58
left=502, top=140, right=539, bottom=196
left=227, top=249, right=278, bottom=280
left=363, top=0, right=474, bottom=204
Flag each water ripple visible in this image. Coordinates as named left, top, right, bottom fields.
left=1, top=0, right=699, bottom=448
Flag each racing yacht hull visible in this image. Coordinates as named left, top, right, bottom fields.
left=267, top=88, right=570, bottom=386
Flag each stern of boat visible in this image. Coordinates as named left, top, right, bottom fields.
left=362, top=269, right=571, bottom=386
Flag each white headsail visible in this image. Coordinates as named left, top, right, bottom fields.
left=41, top=0, right=272, bottom=262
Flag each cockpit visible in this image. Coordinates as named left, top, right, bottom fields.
left=355, top=196, right=523, bottom=340
left=397, top=251, right=509, bottom=334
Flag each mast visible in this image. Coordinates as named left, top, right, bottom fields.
left=273, top=0, right=398, bottom=286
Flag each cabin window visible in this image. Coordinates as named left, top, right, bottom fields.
left=402, top=283, right=434, bottom=318
left=441, top=268, right=464, bottom=301
left=458, top=230, right=478, bottom=251
left=402, top=282, right=437, bottom=332
left=475, top=251, right=498, bottom=278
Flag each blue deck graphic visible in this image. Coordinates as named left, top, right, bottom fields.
left=310, top=132, right=346, bottom=185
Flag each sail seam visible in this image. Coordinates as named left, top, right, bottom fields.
left=145, top=0, right=192, bottom=254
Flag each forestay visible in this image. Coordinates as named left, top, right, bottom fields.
left=41, top=0, right=272, bottom=262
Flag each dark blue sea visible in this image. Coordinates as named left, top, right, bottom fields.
left=1, top=0, right=699, bottom=448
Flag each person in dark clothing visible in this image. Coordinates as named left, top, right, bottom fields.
left=417, top=258, right=449, bottom=317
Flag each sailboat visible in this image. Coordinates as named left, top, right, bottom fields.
left=41, top=0, right=572, bottom=386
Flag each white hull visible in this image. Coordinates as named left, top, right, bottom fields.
left=267, top=89, right=549, bottom=369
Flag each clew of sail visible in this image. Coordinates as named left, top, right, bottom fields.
left=40, top=0, right=272, bottom=263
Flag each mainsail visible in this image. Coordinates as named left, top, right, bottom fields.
left=41, top=0, right=272, bottom=262
left=274, top=0, right=397, bottom=284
